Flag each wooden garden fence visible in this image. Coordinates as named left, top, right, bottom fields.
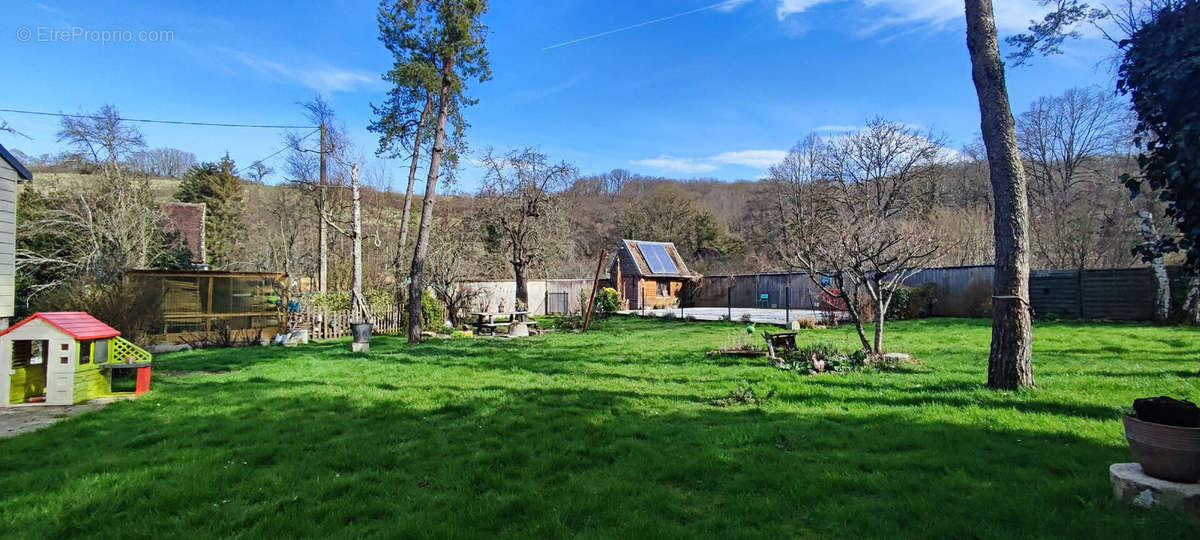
left=293, top=305, right=407, bottom=340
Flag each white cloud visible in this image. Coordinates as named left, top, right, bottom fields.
left=632, top=148, right=788, bottom=173
left=717, top=0, right=754, bottom=12
left=813, top=124, right=861, bottom=132
left=775, top=0, right=1047, bottom=32
left=630, top=156, right=720, bottom=174
left=222, top=48, right=377, bottom=93
left=776, top=0, right=832, bottom=20
left=711, top=149, right=788, bottom=168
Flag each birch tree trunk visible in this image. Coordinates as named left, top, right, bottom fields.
left=1185, top=274, right=1200, bottom=325
left=965, top=0, right=1035, bottom=389
left=1137, top=210, right=1171, bottom=322
left=407, top=60, right=456, bottom=344
left=319, top=124, right=328, bottom=294
left=351, top=162, right=365, bottom=325
left=394, top=96, right=432, bottom=310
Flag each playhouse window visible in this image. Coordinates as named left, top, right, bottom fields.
left=28, top=341, right=47, bottom=365
left=78, top=340, right=92, bottom=364
left=657, top=280, right=670, bottom=297
left=11, top=340, right=33, bottom=367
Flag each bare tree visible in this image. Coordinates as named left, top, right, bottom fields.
left=1017, top=86, right=1134, bottom=269
left=130, top=147, right=198, bottom=178
left=245, top=161, right=273, bottom=184
left=56, top=105, right=145, bottom=174
left=287, top=96, right=351, bottom=294
left=425, top=216, right=485, bottom=327
left=965, top=0, right=1036, bottom=390
left=774, top=120, right=947, bottom=355
left=478, top=148, right=575, bottom=309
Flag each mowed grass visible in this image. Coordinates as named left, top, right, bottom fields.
left=1, top=317, right=1198, bottom=538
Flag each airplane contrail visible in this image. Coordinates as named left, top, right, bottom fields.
left=543, top=1, right=744, bottom=50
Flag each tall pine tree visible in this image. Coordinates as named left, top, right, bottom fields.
left=177, top=154, right=247, bottom=269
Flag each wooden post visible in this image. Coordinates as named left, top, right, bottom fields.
left=206, top=276, right=214, bottom=336
left=583, top=250, right=606, bottom=332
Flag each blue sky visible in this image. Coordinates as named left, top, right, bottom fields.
left=1, top=0, right=1118, bottom=191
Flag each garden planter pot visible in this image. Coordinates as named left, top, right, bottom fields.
left=1123, top=414, right=1200, bottom=483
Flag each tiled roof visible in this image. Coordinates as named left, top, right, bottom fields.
left=162, top=202, right=206, bottom=264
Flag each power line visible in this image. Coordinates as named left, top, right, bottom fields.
left=248, top=128, right=320, bottom=168
left=0, top=107, right=316, bottom=129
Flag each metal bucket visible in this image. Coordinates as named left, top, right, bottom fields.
left=351, top=323, right=373, bottom=343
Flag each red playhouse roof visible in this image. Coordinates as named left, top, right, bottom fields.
left=0, top=312, right=121, bottom=340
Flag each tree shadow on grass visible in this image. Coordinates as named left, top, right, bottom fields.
left=0, top=383, right=1192, bottom=538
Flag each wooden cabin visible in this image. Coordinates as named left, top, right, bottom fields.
left=0, top=144, right=32, bottom=328
left=610, top=240, right=692, bottom=309
left=1, top=312, right=152, bottom=406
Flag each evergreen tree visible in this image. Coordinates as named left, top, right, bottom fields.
left=177, top=154, right=247, bottom=269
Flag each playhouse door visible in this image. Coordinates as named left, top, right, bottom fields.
left=45, top=343, right=74, bottom=405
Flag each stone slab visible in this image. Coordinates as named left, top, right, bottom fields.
left=1110, top=462, right=1200, bottom=523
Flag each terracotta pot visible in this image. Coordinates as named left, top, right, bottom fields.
left=1123, top=414, right=1200, bottom=483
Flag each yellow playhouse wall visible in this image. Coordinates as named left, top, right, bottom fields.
left=8, top=362, right=46, bottom=404
left=73, top=341, right=111, bottom=403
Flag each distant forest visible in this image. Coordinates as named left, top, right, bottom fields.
left=11, top=85, right=1176, bottom=315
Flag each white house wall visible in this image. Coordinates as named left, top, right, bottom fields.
left=0, top=163, right=18, bottom=322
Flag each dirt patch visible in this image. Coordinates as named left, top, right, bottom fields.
left=0, top=397, right=132, bottom=439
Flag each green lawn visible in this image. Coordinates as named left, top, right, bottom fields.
left=1, top=317, right=1198, bottom=538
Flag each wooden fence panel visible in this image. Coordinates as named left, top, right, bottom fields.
left=295, top=306, right=407, bottom=341
left=689, top=265, right=1186, bottom=321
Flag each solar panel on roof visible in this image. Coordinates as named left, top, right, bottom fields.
left=640, top=243, right=678, bottom=274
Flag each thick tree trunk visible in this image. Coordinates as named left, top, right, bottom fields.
left=407, top=60, right=455, bottom=344
left=513, top=261, right=529, bottom=311
left=1138, top=210, right=1171, bottom=323
left=965, top=0, right=1035, bottom=390
left=395, top=96, right=432, bottom=310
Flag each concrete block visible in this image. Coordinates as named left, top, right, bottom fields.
left=1110, top=462, right=1200, bottom=523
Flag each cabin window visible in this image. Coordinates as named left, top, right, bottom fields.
left=656, top=279, right=670, bottom=297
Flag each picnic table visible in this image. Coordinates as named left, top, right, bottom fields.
left=471, top=311, right=538, bottom=335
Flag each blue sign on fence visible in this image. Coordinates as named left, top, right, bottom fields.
left=759, top=293, right=769, bottom=300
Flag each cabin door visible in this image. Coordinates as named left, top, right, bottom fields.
left=622, top=277, right=638, bottom=309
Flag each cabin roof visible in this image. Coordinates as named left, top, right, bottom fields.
left=0, top=143, right=33, bottom=181
left=0, top=312, right=121, bottom=340
left=614, top=239, right=691, bottom=278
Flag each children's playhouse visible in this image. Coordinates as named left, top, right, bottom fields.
left=1, top=312, right=152, bottom=406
